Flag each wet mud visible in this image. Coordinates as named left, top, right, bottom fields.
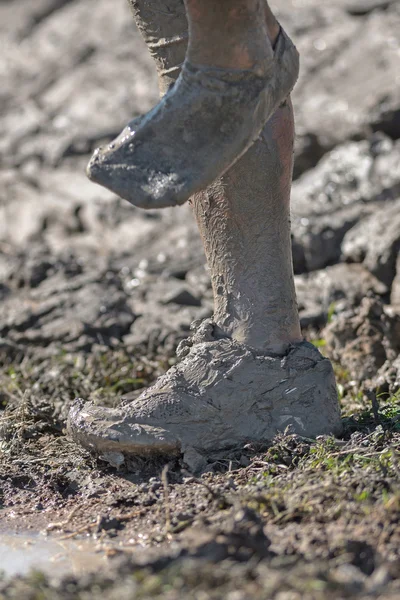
left=1, top=0, right=400, bottom=598
left=0, top=533, right=108, bottom=578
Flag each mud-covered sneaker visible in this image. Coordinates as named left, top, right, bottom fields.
left=86, top=28, right=299, bottom=209
left=67, top=323, right=342, bottom=472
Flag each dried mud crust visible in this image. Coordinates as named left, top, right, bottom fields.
left=67, top=332, right=342, bottom=471
left=323, top=297, right=400, bottom=388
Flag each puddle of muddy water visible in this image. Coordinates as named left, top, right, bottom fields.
left=0, top=533, right=111, bottom=579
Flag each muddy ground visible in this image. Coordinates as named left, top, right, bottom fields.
left=1, top=0, right=400, bottom=597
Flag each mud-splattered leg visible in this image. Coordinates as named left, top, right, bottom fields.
left=128, top=1, right=300, bottom=352
left=127, top=0, right=188, bottom=96
left=67, top=0, right=342, bottom=471
left=85, top=0, right=299, bottom=209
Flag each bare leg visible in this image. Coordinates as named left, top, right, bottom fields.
left=121, top=1, right=300, bottom=352
left=188, top=5, right=299, bottom=352
left=193, top=102, right=300, bottom=353
left=68, top=1, right=341, bottom=470
left=85, top=0, right=299, bottom=209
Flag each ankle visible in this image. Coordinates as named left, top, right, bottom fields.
left=185, top=0, right=273, bottom=72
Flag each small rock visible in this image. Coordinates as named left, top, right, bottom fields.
left=100, top=452, right=125, bottom=469
left=342, top=197, right=400, bottom=286
left=323, top=298, right=400, bottom=383
left=291, top=137, right=400, bottom=273
left=296, top=263, right=388, bottom=327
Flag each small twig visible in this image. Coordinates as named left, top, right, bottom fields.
left=59, top=515, right=101, bottom=540
left=0, top=415, right=24, bottom=422
left=13, top=457, right=59, bottom=465
left=18, top=391, right=29, bottom=442
left=58, top=510, right=143, bottom=541
left=114, top=510, right=142, bottom=522
left=365, top=388, right=380, bottom=422
left=327, top=446, right=374, bottom=458
left=161, top=464, right=171, bottom=532
left=328, top=448, right=391, bottom=460
left=47, top=506, right=80, bottom=532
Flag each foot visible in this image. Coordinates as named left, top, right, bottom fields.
left=67, top=323, right=342, bottom=471
left=86, top=28, right=299, bottom=209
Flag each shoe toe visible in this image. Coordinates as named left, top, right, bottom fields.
left=67, top=399, right=181, bottom=456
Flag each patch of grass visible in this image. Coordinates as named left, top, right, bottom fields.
left=0, top=350, right=167, bottom=469
left=0, top=349, right=164, bottom=418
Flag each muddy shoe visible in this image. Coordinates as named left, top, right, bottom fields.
left=86, top=28, right=299, bottom=209
left=67, top=325, right=342, bottom=471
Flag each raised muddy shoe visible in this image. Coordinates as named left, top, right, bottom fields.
left=67, top=323, right=342, bottom=472
left=86, top=28, right=299, bottom=209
